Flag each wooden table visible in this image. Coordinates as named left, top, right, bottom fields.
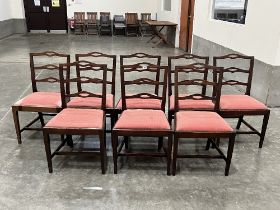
left=146, top=21, right=178, bottom=47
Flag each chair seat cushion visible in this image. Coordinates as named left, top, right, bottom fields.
left=114, top=110, right=170, bottom=130
left=14, top=92, right=61, bottom=108
left=220, top=95, right=268, bottom=111
left=114, top=23, right=126, bottom=28
left=170, top=95, right=214, bottom=111
left=176, top=111, right=233, bottom=133
left=45, top=108, right=104, bottom=129
left=116, top=98, right=162, bottom=110
left=67, top=94, right=114, bottom=109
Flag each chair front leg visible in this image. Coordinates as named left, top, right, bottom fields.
left=236, top=116, right=244, bottom=129
left=167, top=134, right=173, bottom=176
left=259, top=111, right=270, bottom=148
left=38, top=112, right=45, bottom=127
left=43, top=131, right=53, bottom=173
left=172, top=135, right=179, bottom=176
left=225, top=134, right=236, bottom=176
left=12, top=107, right=21, bottom=144
left=205, top=138, right=211, bottom=150
left=99, top=132, right=106, bottom=174
left=112, top=131, right=118, bottom=174
left=158, top=137, right=163, bottom=151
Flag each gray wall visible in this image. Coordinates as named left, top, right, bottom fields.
left=192, top=35, right=280, bottom=107
left=0, top=19, right=26, bottom=39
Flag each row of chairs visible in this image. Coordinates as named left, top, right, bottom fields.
left=12, top=52, right=270, bottom=176
left=73, top=12, right=152, bottom=36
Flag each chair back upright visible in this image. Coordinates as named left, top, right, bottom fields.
left=120, top=53, right=161, bottom=95
left=87, top=12, right=97, bottom=24
left=59, top=61, right=107, bottom=110
left=75, top=52, right=117, bottom=95
left=30, top=51, right=70, bottom=93
left=120, top=63, right=168, bottom=111
left=174, top=63, right=223, bottom=112
left=213, top=54, right=254, bottom=96
left=125, top=13, right=138, bottom=25
left=168, top=54, right=209, bottom=97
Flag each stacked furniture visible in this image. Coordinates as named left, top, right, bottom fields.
left=113, top=15, right=126, bottom=36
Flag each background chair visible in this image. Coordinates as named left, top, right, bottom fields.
left=172, top=63, right=236, bottom=176
left=213, top=54, right=270, bottom=148
left=43, top=61, right=107, bottom=174
left=113, top=15, right=126, bottom=36
left=140, top=13, right=152, bottom=36
left=74, top=12, right=86, bottom=35
left=74, top=52, right=117, bottom=133
left=112, top=64, right=172, bottom=175
left=12, top=51, right=70, bottom=144
left=87, top=12, right=98, bottom=35
left=99, top=12, right=112, bottom=35
left=125, top=13, right=140, bottom=36
left=168, top=54, right=209, bottom=124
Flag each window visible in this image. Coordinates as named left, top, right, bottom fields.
left=163, top=0, right=171, bottom=11
left=212, top=0, right=248, bottom=24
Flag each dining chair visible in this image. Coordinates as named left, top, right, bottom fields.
left=74, top=12, right=86, bottom=35
left=172, top=63, right=236, bottom=176
left=113, top=15, right=126, bottom=36
left=168, top=53, right=209, bottom=124
left=12, top=51, right=70, bottom=144
left=112, top=64, right=172, bottom=175
left=140, top=13, right=152, bottom=36
left=74, top=52, right=117, bottom=132
left=87, top=12, right=98, bottom=35
left=42, top=61, right=107, bottom=174
left=99, top=12, right=112, bottom=35
left=125, top=13, right=140, bottom=36
left=213, top=54, right=270, bottom=148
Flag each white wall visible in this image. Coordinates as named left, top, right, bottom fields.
left=66, top=0, right=158, bottom=19
left=0, top=0, right=12, bottom=21
left=193, top=0, right=280, bottom=66
left=156, top=0, right=181, bottom=47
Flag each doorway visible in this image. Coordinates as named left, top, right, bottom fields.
left=179, top=0, right=195, bottom=52
left=23, top=0, right=68, bottom=32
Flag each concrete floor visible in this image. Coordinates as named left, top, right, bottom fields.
left=0, top=34, right=280, bottom=210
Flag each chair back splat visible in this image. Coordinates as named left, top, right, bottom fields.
left=30, top=51, right=70, bottom=93
left=59, top=61, right=107, bottom=110
left=174, top=63, right=224, bottom=112
left=213, top=53, right=254, bottom=96
left=120, top=63, right=168, bottom=111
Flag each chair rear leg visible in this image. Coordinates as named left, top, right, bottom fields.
left=225, top=134, right=235, bottom=176
left=158, top=137, right=163, bottom=151
left=99, top=132, right=106, bottom=174
left=43, top=131, right=53, bottom=173
left=38, top=112, right=45, bottom=127
left=205, top=138, right=211, bottom=150
left=12, top=107, right=21, bottom=144
left=259, top=111, right=270, bottom=148
left=124, top=136, right=129, bottom=150
left=172, top=136, right=179, bottom=176
left=236, top=116, right=244, bottom=129
left=168, top=111, right=173, bottom=125
left=66, top=135, right=73, bottom=148
left=112, top=132, right=118, bottom=174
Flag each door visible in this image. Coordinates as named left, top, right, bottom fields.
left=179, top=0, right=195, bottom=52
left=23, top=0, right=48, bottom=31
left=23, top=0, right=68, bottom=32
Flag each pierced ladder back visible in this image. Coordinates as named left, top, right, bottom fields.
left=120, top=53, right=161, bottom=95
left=59, top=61, right=107, bottom=110
left=168, top=53, right=209, bottom=96
left=213, top=53, right=254, bottom=96
left=30, top=51, right=70, bottom=93
left=120, top=63, right=168, bottom=111
left=174, top=63, right=223, bottom=112
left=75, top=52, right=116, bottom=95
left=87, top=12, right=97, bottom=24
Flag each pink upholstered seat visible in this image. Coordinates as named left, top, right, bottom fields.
left=45, top=108, right=104, bottom=129
left=169, top=95, right=214, bottom=111
left=116, top=98, right=162, bottom=110
left=67, top=94, right=114, bottom=109
left=14, top=92, right=61, bottom=108
left=220, top=95, right=268, bottom=111
left=176, top=111, right=233, bottom=133
left=114, top=109, right=170, bottom=130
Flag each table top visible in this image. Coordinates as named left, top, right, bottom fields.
left=145, top=20, right=177, bottom=26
